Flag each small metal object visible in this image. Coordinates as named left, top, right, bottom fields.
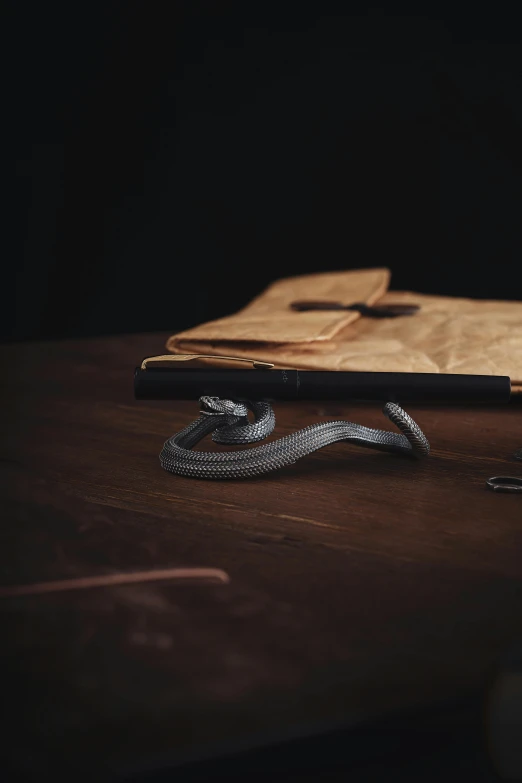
left=140, top=354, right=274, bottom=370
left=514, top=448, right=522, bottom=461
left=290, top=300, right=420, bottom=318
left=486, top=476, right=522, bottom=493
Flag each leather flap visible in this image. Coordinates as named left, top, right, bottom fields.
left=167, top=268, right=390, bottom=350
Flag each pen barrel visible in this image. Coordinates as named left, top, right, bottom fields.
left=134, top=369, right=511, bottom=404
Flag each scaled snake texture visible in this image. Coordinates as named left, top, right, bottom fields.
left=159, top=397, right=430, bottom=479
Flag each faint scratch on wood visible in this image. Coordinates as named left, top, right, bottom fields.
left=0, top=567, right=230, bottom=598
left=62, top=479, right=347, bottom=533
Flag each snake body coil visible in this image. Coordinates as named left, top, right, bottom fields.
left=159, top=397, right=429, bottom=479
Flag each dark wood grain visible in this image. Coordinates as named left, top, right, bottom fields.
left=1, top=334, right=521, bottom=781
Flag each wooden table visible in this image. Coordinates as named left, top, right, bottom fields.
left=1, top=334, right=521, bottom=781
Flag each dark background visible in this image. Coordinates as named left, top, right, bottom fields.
left=10, top=2, right=522, bottom=343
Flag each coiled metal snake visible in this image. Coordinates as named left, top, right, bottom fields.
left=159, top=397, right=430, bottom=479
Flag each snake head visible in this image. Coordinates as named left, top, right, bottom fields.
left=199, top=396, right=249, bottom=417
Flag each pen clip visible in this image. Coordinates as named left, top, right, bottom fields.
left=140, top=354, right=275, bottom=370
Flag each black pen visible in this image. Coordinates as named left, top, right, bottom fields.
left=134, top=355, right=512, bottom=404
